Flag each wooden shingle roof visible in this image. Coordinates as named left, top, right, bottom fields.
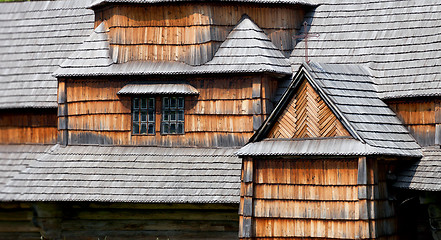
left=0, top=0, right=95, bottom=109
left=395, top=146, right=441, bottom=191
left=90, top=0, right=318, bottom=9
left=0, top=144, right=52, bottom=189
left=290, top=0, right=441, bottom=99
left=54, top=15, right=292, bottom=77
left=0, top=145, right=241, bottom=203
left=238, top=62, right=422, bottom=157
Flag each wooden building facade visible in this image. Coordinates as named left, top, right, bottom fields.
left=1, top=0, right=441, bottom=239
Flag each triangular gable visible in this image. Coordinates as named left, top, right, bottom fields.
left=268, top=78, right=350, bottom=139
left=247, top=62, right=421, bottom=158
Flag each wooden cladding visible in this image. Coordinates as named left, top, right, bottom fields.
left=388, top=99, right=441, bottom=146
left=0, top=109, right=57, bottom=144
left=62, top=75, right=277, bottom=147
left=239, top=157, right=399, bottom=239
left=268, top=79, right=350, bottom=139
left=34, top=202, right=238, bottom=240
left=95, top=4, right=304, bottom=65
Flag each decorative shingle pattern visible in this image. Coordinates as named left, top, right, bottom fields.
left=305, top=62, right=421, bottom=156
left=245, top=62, right=422, bottom=158
left=395, top=146, right=441, bottom=191
left=0, top=144, right=52, bottom=189
left=290, top=0, right=441, bottom=99
left=1, top=145, right=242, bottom=203
left=0, top=0, right=95, bottom=109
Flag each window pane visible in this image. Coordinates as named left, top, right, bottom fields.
left=148, top=110, right=155, bottom=122
left=162, top=123, right=169, bottom=134
left=148, top=123, right=155, bottom=134
left=133, top=98, right=139, bottom=109
left=133, top=122, right=139, bottom=134
left=148, top=98, right=155, bottom=109
left=133, top=111, right=139, bottom=121
left=178, top=110, right=184, bottom=121
left=141, top=111, right=147, bottom=122
left=141, top=98, right=147, bottom=109
left=163, top=111, right=169, bottom=121
left=170, top=110, right=176, bottom=121
left=170, top=123, right=176, bottom=133
left=170, top=97, right=177, bottom=109
left=177, top=123, right=184, bottom=134
left=178, top=97, right=184, bottom=109
left=140, top=123, right=147, bottom=134
left=163, top=97, right=169, bottom=109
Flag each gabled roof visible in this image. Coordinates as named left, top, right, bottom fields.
left=239, top=62, right=422, bottom=157
left=290, top=0, right=441, bottom=99
left=0, top=145, right=241, bottom=203
left=395, top=146, right=441, bottom=191
left=54, top=15, right=292, bottom=77
left=90, top=0, right=318, bottom=9
left=0, top=0, right=95, bottom=109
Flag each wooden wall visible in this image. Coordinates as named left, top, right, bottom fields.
left=0, top=109, right=57, bottom=144
left=388, top=99, right=441, bottom=146
left=34, top=202, right=238, bottom=240
left=0, top=203, right=40, bottom=240
left=94, top=3, right=305, bottom=65
left=239, top=157, right=399, bottom=239
left=60, top=75, right=278, bottom=147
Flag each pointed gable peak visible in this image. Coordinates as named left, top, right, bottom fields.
left=204, top=15, right=292, bottom=75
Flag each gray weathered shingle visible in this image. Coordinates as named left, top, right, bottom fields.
left=395, top=146, right=441, bottom=191
left=0, top=0, right=95, bottom=109
left=244, top=62, right=422, bottom=158
left=0, top=144, right=52, bottom=189
left=54, top=15, right=292, bottom=77
left=0, top=145, right=242, bottom=203
left=290, top=0, right=441, bottom=99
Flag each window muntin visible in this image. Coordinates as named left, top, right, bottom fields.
left=132, top=97, right=155, bottom=134
left=162, top=96, right=184, bottom=134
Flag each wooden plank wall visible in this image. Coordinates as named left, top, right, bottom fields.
left=238, top=157, right=399, bottom=239
left=95, top=3, right=304, bottom=65
left=268, top=79, right=350, bottom=139
left=63, top=75, right=277, bottom=147
left=34, top=202, right=238, bottom=240
left=388, top=99, right=440, bottom=146
left=0, top=203, right=40, bottom=240
left=0, top=109, right=57, bottom=144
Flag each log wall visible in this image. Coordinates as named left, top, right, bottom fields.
left=239, top=157, right=399, bottom=239
left=0, top=109, right=57, bottom=144
left=94, top=3, right=305, bottom=65
left=61, top=75, right=278, bottom=147
left=0, top=203, right=40, bottom=240
left=34, top=202, right=238, bottom=240
left=388, top=99, right=441, bottom=146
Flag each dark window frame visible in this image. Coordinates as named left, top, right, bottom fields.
left=161, top=96, right=185, bottom=135
left=132, top=97, right=156, bottom=135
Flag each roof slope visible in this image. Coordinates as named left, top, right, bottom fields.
left=239, top=62, right=421, bottom=157
left=0, top=144, right=52, bottom=189
left=54, top=15, right=292, bottom=77
left=90, top=0, right=318, bottom=8
left=0, top=0, right=95, bottom=109
left=395, top=146, right=441, bottom=191
left=290, top=0, right=441, bottom=99
left=0, top=145, right=241, bottom=203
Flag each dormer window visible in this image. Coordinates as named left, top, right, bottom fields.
left=118, top=83, right=199, bottom=136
